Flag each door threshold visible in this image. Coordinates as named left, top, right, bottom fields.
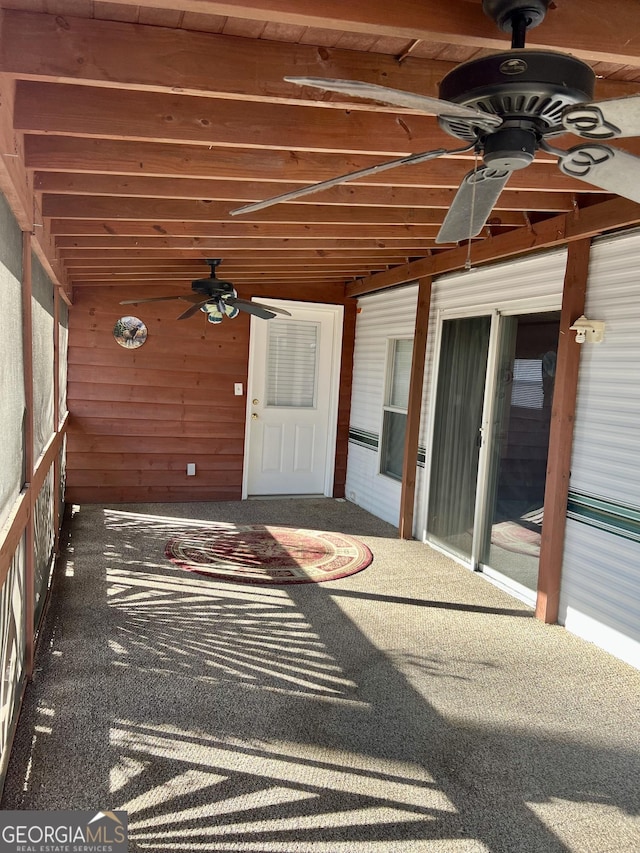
left=480, top=566, right=537, bottom=608
left=247, top=494, right=327, bottom=501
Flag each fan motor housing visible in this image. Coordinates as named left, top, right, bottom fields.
left=438, top=49, right=596, bottom=140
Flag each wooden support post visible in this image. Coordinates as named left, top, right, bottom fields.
left=399, top=276, right=432, bottom=539
left=21, top=230, right=35, bottom=676
left=536, top=238, right=591, bottom=623
left=52, top=285, right=61, bottom=552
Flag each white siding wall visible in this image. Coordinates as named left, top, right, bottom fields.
left=560, top=229, right=640, bottom=669
left=345, top=285, right=418, bottom=525
left=346, top=248, right=567, bottom=530
left=413, top=248, right=568, bottom=540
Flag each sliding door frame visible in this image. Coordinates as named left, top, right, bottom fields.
left=423, top=301, right=561, bottom=576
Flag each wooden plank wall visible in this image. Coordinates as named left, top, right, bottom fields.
left=66, top=283, right=354, bottom=504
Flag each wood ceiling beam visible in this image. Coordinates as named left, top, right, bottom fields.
left=17, top=82, right=640, bottom=160
left=54, top=236, right=439, bottom=250
left=61, top=250, right=419, bottom=263
left=0, top=77, right=66, bottom=289
left=4, top=11, right=636, bottom=106
left=40, top=194, right=530, bottom=227
left=73, top=273, right=351, bottom=286
left=347, top=196, right=640, bottom=296
left=48, top=220, right=448, bottom=238
left=15, top=81, right=459, bottom=155
left=68, top=259, right=395, bottom=272
left=24, top=136, right=603, bottom=194
left=0, top=10, right=454, bottom=105
left=34, top=172, right=579, bottom=213
left=0, top=9, right=638, bottom=112
left=61, top=0, right=638, bottom=67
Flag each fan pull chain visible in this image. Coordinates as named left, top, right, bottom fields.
left=465, top=149, right=480, bottom=271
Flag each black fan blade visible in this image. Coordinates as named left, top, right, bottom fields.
left=177, top=300, right=209, bottom=320
left=557, top=144, right=640, bottom=203
left=232, top=299, right=291, bottom=316
left=562, top=96, right=640, bottom=140
left=119, top=294, right=199, bottom=305
left=436, top=167, right=512, bottom=244
left=285, top=77, right=502, bottom=130
left=226, top=298, right=280, bottom=320
left=230, top=144, right=473, bottom=216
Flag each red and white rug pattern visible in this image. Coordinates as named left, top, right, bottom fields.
left=491, top=520, right=541, bottom=557
left=165, top=524, right=373, bottom=584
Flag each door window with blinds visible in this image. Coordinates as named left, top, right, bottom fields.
left=380, top=338, right=412, bottom=480
left=265, top=319, right=319, bottom=408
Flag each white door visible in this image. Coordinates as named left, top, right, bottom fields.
left=243, top=300, right=343, bottom=497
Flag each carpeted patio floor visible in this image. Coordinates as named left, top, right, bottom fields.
left=3, top=498, right=640, bottom=852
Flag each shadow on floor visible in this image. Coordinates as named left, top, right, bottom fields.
left=3, top=500, right=640, bottom=853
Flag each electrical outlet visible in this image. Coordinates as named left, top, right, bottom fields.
left=186, top=463, right=196, bottom=476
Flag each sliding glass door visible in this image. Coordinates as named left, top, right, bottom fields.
left=427, top=310, right=560, bottom=598
left=427, top=315, right=492, bottom=562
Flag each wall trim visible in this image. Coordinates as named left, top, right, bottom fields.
left=567, top=490, right=640, bottom=544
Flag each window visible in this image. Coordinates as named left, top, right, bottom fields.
left=265, top=320, right=318, bottom=408
left=511, top=358, right=544, bottom=409
left=380, top=338, right=412, bottom=480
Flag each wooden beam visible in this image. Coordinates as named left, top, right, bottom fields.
left=21, top=231, right=35, bottom=677
left=63, top=257, right=411, bottom=270
left=52, top=286, right=61, bottom=553
left=38, top=195, right=534, bottom=228
left=16, top=81, right=457, bottom=155
left=47, top=221, right=459, bottom=239
left=73, top=273, right=350, bottom=286
left=347, top=197, right=640, bottom=296
left=34, top=172, right=577, bottom=212
left=0, top=10, right=454, bottom=105
left=0, top=78, right=67, bottom=290
left=536, top=238, right=591, bottom=624
left=54, top=236, right=441, bottom=250
left=25, top=136, right=592, bottom=192
left=0, top=414, right=68, bottom=587
left=0, top=492, right=29, bottom=591
left=11, top=1, right=640, bottom=66
left=21, top=80, right=640, bottom=161
left=2, top=10, right=638, bottom=101
left=58, top=248, right=429, bottom=261
left=399, top=275, right=431, bottom=539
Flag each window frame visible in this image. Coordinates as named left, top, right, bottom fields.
left=379, top=336, right=413, bottom=482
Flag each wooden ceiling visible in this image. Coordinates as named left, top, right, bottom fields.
left=2, top=0, right=640, bottom=299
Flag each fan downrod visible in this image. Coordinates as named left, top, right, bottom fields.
left=482, top=0, right=550, bottom=47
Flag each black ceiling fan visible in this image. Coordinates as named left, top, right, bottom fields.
left=120, top=259, right=291, bottom=324
left=231, top=0, right=640, bottom=244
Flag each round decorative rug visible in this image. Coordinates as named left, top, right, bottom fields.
left=164, top=525, right=373, bottom=584
left=491, top=520, right=541, bottom=557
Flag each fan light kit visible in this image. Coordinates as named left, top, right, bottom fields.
left=230, top=0, right=640, bottom=246
left=120, top=259, right=291, bottom=324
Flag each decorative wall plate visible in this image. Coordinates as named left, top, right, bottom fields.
left=113, top=316, right=148, bottom=348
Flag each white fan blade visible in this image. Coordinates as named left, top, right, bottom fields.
left=563, top=96, right=640, bottom=140
left=286, top=77, right=502, bottom=130
left=557, top=144, right=640, bottom=203
left=230, top=145, right=471, bottom=216
left=436, top=167, right=511, bottom=244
